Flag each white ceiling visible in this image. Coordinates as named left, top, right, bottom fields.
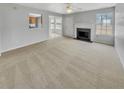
left=19, top=3, right=116, bottom=14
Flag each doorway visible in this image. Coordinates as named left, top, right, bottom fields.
left=49, top=16, right=62, bottom=39
left=95, top=13, right=114, bottom=45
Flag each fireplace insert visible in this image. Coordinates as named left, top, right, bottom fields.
left=77, top=28, right=91, bottom=42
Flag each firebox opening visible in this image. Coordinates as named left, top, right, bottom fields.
left=77, top=28, right=91, bottom=42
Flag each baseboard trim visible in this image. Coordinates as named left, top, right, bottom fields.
left=63, top=35, right=74, bottom=38
left=1, top=39, right=48, bottom=56
left=115, top=46, right=124, bottom=69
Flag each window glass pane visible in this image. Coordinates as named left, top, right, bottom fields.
left=49, top=16, right=55, bottom=23
left=50, top=24, right=54, bottom=29
left=101, top=15, right=107, bottom=25
left=96, top=25, right=101, bottom=30
left=96, top=14, right=102, bottom=24
left=56, top=25, right=62, bottom=30
left=29, top=16, right=39, bottom=28
left=55, top=17, right=62, bottom=24
left=107, top=29, right=112, bottom=35
left=29, top=16, right=38, bottom=28
left=55, top=17, right=62, bottom=30
left=107, top=13, right=112, bottom=25
left=96, top=30, right=101, bottom=35
left=96, top=13, right=113, bottom=36
left=29, top=13, right=41, bottom=29
left=102, top=29, right=107, bottom=35
left=50, top=19, right=54, bottom=23
left=106, top=19, right=111, bottom=24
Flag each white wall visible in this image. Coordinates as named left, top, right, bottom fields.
left=115, top=4, right=124, bottom=67
left=63, top=15, right=74, bottom=37
left=63, top=7, right=115, bottom=45
left=0, top=6, right=4, bottom=55
left=0, top=4, right=62, bottom=53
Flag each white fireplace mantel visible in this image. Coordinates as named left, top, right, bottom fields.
left=74, top=23, right=95, bottom=41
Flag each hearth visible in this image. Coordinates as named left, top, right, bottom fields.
left=77, top=28, right=91, bottom=42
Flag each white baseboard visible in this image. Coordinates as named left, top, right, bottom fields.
left=63, top=34, right=75, bottom=38
left=1, top=39, right=48, bottom=54
left=115, top=46, right=124, bottom=69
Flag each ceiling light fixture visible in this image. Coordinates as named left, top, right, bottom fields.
left=66, top=3, right=72, bottom=13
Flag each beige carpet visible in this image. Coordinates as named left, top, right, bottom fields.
left=0, top=37, right=124, bottom=89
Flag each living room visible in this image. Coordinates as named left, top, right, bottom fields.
left=0, top=2, right=124, bottom=90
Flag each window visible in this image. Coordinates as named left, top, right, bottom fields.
left=29, top=16, right=38, bottom=28
left=96, top=13, right=113, bottom=35
left=29, top=13, right=41, bottom=29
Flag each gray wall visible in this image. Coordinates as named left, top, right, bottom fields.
left=115, top=4, right=124, bottom=67
left=63, top=15, right=74, bottom=37
left=63, top=7, right=115, bottom=45
left=0, top=7, right=4, bottom=55
left=0, top=4, right=62, bottom=53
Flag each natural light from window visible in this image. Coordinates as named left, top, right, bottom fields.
left=96, top=13, right=113, bottom=36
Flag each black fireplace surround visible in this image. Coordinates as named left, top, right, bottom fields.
left=77, top=28, right=91, bottom=42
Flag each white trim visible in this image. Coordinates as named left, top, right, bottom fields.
left=29, top=13, right=41, bottom=17
left=74, top=23, right=95, bottom=41
left=1, top=39, right=48, bottom=53
left=115, top=46, right=124, bottom=69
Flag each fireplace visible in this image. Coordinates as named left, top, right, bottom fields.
left=77, top=28, right=91, bottom=41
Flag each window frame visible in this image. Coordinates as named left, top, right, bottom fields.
left=96, top=13, right=113, bottom=36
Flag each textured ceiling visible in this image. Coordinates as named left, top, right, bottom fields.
left=19, top=3, right=116, bottom=14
